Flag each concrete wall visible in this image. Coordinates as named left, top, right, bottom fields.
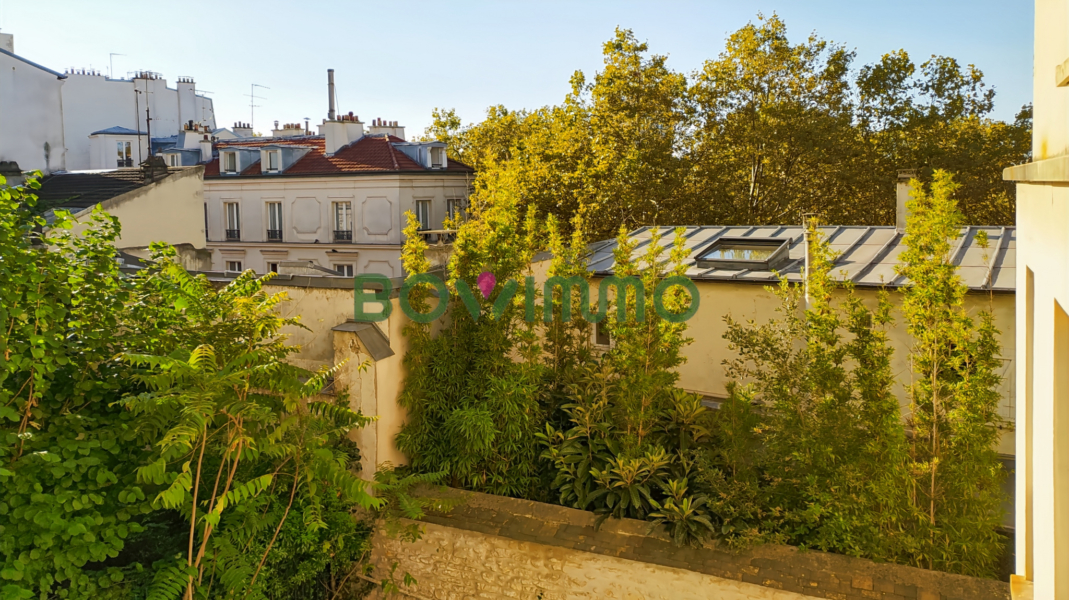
left=368, top=489, right=1010, bottom=600
left=69, top=166, right=206, bottom=251
left=205, top=173, right=469, bottom=276
left=0, top=52, right=65, bottom=173
left=1002, top=2, right=1069, bottom=598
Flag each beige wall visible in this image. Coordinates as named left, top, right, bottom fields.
left=531, top=263, right=1018, bottom=456
left=205, top=172, right=469, bottom=276
left=1003, top=1, right=1069, bottom=598
left=70, top=166, right=206, bottom=251
left=268, top=281, right=415, bottom=475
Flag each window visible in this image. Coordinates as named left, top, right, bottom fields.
left=594, top=320, right=611, bottom=348
left=116, top=141, right=132, bottom=167
left=694, top=237, right=789, bottom=271
left=225, top=202, right=240, bottom=240
left=334, top=264, right=354, bottom=277
left=167, top=154, right=179, bottom=167
left=268, top=262, right=279, bottom=273
left=333, top=202, right=352, bottom=242
left=223, top=152, right=237, bottom=174
left=430, top=147, right=444, bottom=169
left=446, top=198, right=464, bottom=223
left=266, top=150, right=279, bottom=172
left=225, top=260, right=243, bottom=272
left=416, top=199, right=431, bottom=231
left=266, top=202, right=282, bottom=241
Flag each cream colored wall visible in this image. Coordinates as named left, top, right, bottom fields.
left=1013, top=183, right=1069, bottom=600
left=676, top=281, right=1016, bottom=453
left=1004, top=2, right=1069, bottom=598
left=268, top=282, right=414, bottom=475
left=531, top=264, right=1018, bottom=456
left=204, top=172, right=469, bottom=275
left=70, top=166, right=205, bottom=250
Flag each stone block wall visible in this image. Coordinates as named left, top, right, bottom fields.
left=367, top=489, right=1010, bottom=600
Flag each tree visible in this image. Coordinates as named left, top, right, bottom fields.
left=896, top=171, right=1006, bottom=576
left=688, top=14, right=871, bottom=226
left=0, top=176, right=434, bottom=599
left=395, top=189, right=546, bottom=497
left=719, top=221, right=912, bottom=559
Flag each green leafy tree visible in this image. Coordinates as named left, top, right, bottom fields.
left=720, top=221, right=912, bottom=558
left=396, top=190, right=546, bottom=497
left=896, top=171, right=1006, bottom=576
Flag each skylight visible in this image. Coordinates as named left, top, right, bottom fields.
left=695, top=237, right=791, bottom=270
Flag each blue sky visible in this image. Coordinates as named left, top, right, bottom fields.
left=0, top=0, right=1033, bottom=137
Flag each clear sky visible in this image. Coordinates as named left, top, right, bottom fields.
left=0, top=0, right=1033, bottom=138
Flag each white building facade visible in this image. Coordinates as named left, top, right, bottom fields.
left=0, top=32, right=215, bottom=174
left=201, top=118, right=471, bottom=277
left=0, top=38, right=67, bottom=173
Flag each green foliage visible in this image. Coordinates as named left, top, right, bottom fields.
left=396, top=193, right=546, bottom=497
left=427, top=15, right=1028, bottom=241
left=896, top=171, right=1006, bottom=576
left=0, top=175, right=434, bottom=599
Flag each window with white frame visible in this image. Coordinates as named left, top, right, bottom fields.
left=116, top=141, right=132, bottom=167
left=225, top=202, right=240, bottom=240
left=223, top=152, right=237, bottom=174
left=446, top=198, right=464, bottom=223
left=268, top=262, right=279, bottom=273
left=167, top=154, right=179, bottom=167
left=266, top=202, right=282, bottom=241
left=225, top=260, right=243, bottom=272
left=333, top=264, right=354, bottom=277
left=266, top=150, right=280, bottom=172
left=430, top=147, right=444, bottom=169
left=333, top=202, right=353, bottom=242
left=416, top=199, right=431, bottom=230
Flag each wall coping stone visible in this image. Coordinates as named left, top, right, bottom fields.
left=417, top=487, right=1010, bottom=600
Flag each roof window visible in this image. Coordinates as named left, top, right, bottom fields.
left=695, top=237, right=790, bottom=270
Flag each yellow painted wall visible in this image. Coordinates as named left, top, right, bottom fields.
left=70, top=166, right=206, bottom=251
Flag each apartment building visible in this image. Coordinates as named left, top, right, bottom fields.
left=198, top=113, right=472, bottom=277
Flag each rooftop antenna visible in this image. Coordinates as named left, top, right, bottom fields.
left=109, top=53, right=125, bottom=79
left=246, top=83, right=269, bottom=132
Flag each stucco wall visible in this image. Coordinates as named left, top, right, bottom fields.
left=367, top=489, right=1009, bottom=600
left=70, top=166, right=206, bottom=251
left=205, top=172, right=469, bottom=276
left=1004, top=2, right=1069, bottom=597
left=528, top=263, right=1018, bottom=456
left=0, top=52, right=65, bottom=173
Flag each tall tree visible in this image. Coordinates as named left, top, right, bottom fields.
left=895, top=172, right=1006, bottom=576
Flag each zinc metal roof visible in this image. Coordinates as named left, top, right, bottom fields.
left=583, top=225, right=1015, bottom=292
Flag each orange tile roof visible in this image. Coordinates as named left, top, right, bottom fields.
left=203, top=135, right=472, bottom=178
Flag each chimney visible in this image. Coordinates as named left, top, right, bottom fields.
left=320, top=112, right=364, bottom=155
left=327, top=69, right=336, bottom=120
left=896, top=170, right=916, bottom=232
left=199, top=135, right=212, bottom=163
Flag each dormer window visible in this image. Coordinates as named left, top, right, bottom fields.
left=430, top=147, right=444, bottom=169
left=266, top=150, right=280, bottom=173
left=167, top=154, right=180, bottom=167
left=223, top=152, right=237, bottom=174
